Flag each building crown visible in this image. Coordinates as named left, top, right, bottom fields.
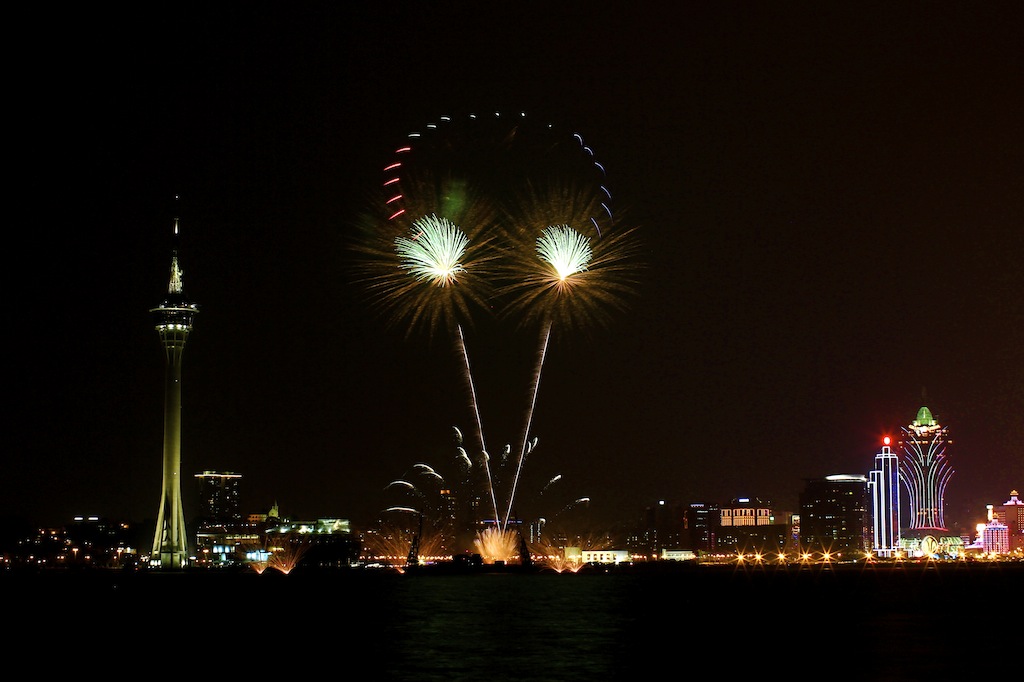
left=913, top=405, right=936, bottom=427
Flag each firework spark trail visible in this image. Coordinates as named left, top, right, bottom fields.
left=503, top=319, right=551, bottom=530
left=541, top=474, right=562, bottom=494
left=500, top=224, right=592, bottom=529
left=390, top=212, right=499, bottom=524
left=455, top=322, right=500, bottom=524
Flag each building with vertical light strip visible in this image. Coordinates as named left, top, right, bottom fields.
left=869, top=436, right=901, bottom=557
left=898, top=406, right=953, bottom=532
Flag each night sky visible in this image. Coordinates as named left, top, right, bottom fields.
left=9, top=3, right=1022, bottom=532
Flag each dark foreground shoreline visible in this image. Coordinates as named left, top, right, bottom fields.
left=7, top=556, right=1021, bottom=592
left=8, top=560, right=1019, bottom=676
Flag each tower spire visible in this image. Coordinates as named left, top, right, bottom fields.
left=150, top=211, right=199, bottom=569
left=168, top=217, right=184, bottom=295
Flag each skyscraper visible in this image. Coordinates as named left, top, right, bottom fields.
left=150, top=218, right=199, bottom=568
left=898, top=406, right=953, bottom=532
left=869, top=436, right=901, bottom=557
left=994, top=491, right=1024, bottom=552
left=195, top=471, right=242, bottom=527
left=799, top=475, right=870, bottom=557
left=685, top=502, right=717, bottom=553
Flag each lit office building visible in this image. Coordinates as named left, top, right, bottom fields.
left=437, top=487, right=459, bottom=556
left=627, top=500, right=685, bottom=556
left=195, top=471, right=243, bottom=525
left=685, top=502, right=717, bottom=553
left=645, top=499, right=686, bottom=552
left=799, top=475, right=870, bottom=558
left=193, top=472, right=259, bottom=566
left=717, top=497, right=789, bottom=555
left=720, top=497, right=773, bottom=527
left=994, top=491, right=1024, bottom=552
left=869, top=436, right=901, bottom=557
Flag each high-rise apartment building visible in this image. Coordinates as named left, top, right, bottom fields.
left=869, top=436, right=901, bottom=557
left=982, top=519, right=1010, bottom=554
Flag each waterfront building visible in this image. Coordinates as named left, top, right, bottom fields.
left=869, top=436, right=901, bottom=557
left=627, top=500, right=684, bottom=557
left=437, top=487, right=459, bottom=556
left=645, top=499, right=686, bottom=552
left=799, top=475, right=870, bottom=558
left=994, top=491, right=1024, bottom=552
left=150, top=216, right=199, bottom=568
left=261, top=516, right=359, bottom=568
left=899, top=533, right=965, bottom=558
left=685, top=502, right=717, bottom=553
left=716, top=497, right=789, bottom=555
left=193, top=471, right=255, bottom=566
left=898, top=406, right=953, bottom=532
left=195, top=471, right=243, bottom=526
left=5, top=517, right=139, bottom=567
left=194, top=524, right=263, bottom=566
left=982, top=519, right=1010, bottom=555
left=720, top=496, right=773, bottom=527
left=583, top=549, right=629, bottom=564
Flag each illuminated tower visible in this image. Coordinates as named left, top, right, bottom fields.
left=868, top=436, right=901, bottom=557
left=898, top=406, right=953, bottom=532
left=150, top=218, right=199, bottom=568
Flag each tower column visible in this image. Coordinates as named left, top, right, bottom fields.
left=151, top=218, right=198, bottom=568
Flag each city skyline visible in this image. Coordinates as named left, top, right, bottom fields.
left=8, top=4, right=1022, bottom=530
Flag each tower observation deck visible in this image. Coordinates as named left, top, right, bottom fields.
left=150, top=217, right=199, bottom=568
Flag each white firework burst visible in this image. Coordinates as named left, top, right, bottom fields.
left=395, top=214, right=469, bottom=285
left=536, top=224, right=592, bottom=280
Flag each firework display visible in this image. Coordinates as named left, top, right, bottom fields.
left=352, top=111, right=640, bottom=561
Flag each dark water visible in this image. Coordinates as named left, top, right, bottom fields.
left=9, top=562, right=1018, bottom=678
